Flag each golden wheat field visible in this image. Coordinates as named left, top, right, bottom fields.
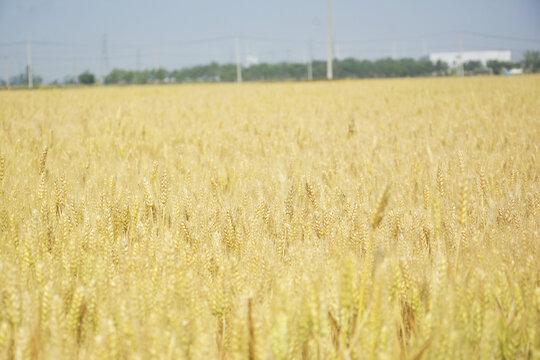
left=0, top=76, right=539, bottom=360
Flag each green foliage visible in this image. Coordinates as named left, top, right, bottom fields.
left=463, top=60, right=487, bottom=75
left=78, top=71, right=96, bottom=85
left=106, top=68, right=172, bottom=84
left=523, top=51, right=540, bottom=73
left=171, top=62, right=224, bottom=82
left=152, top=68, right=168, bottom=81
left=486, top=60, right=521, bottom=75
left=8, top=71, right=43, bottom=87
left=101, top=50, right=539, bottom=84
left=433, top=60, right=449, bottom=75
left=104, top=58, right=450, bottom=84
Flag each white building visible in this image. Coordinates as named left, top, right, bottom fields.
left=429, top=50, right=511, bottom=68
left=245, top=55, right=259, bottom=67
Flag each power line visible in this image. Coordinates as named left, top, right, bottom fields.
left=110, top=35, right=236, bottom=49
left=333, top=30, right=540, bottom=45
left=33, top=55, right=128, bottom=62
left=32, top=41, right=89, bottom=47
left=32, top=45, right=535, bottom=64
left=460, top=31, right=540, bottom=44
left=2, top=30, right=539, bottom=51
left=240, top=35, right=321, bottom=44
left=2, top=36, right=236, bottom=50
left=17, top=44, right=539, bottom=62
left=337, top=31, right=457, bottom=45
left=0, top=40, right=89, bottom=48
left=2, top=29, right=537, bottom=82
left=0, top=41, right=25, bottom=47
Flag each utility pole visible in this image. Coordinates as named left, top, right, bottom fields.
left=4, top=56, right=9, bottom=89
left=458, top=32, right=464, bottom=77
left=235, top=36, right=242, bottom=83
left=72, top=57, right=77, bottom=85
left=27, top=41, right=33, bottom=89
left=100, top=34, right=109, bottom=83
left=326, top=0, right=333, bottom=79
left=307, top=41, right=313, bottom=81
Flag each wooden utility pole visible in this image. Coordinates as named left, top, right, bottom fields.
left=326, top=0, right=333, bottom=79
left=307, top=41, right=313, bottom=81
left=235, top=36, right=242, bottom=83
left=101, top=34, right=109, bottom=83
left=4, top=56, right=9, bottom=89
left=73, top=57, right=77, bottom=85
left=27, top=41, right=33, bottom=88
left=458, top=32, right=464, bottom=76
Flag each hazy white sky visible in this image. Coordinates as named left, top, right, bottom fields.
left=1, top=0, right=539, bottom=81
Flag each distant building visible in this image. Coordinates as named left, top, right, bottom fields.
left=428, top=50, right=511, bottom=68
left=245, top=55, right=259, bottom=67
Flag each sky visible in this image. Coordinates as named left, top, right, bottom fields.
left=1, top=0, right=539, bottom=82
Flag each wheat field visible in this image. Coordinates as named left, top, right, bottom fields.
left=0, top=76, right=539, bottom=359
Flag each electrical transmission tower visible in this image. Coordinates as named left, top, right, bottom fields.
left=100, top=34, right=109, bottom=82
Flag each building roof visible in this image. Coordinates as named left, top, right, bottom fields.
left=428, top=50, right=511, bottom=67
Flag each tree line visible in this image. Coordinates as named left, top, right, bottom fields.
left=102, top=58, right=450, bottom=84
left=98, top=50, right=540, bottom=84
left=1, top=51, right=539, bottom=87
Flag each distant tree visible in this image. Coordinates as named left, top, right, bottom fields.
left=432, top=60, right=448, bottom=76
left=217, top=64, right=238, bottom=82
left=487, top=60, right=521, bottom=75
left=97, top=57, right=456, bottom=85
left=9, top=72, right=43, bottom=87
left=463, top=60, right=487, bottom=75
left=134, top=70, right=149, bottom=84
left=62, top=75, right=76, bottom=85
left=487, top=60, right=504, bottom=74
left=78, top=71, right=96, bottom=85
left=105, top=69, right=124, bottom=84
left=523, top=51, right=540, bottom=73
left=151, top=68, right=168, bottom=82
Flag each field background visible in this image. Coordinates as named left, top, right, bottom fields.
left=0, top=76, right=539, bottom=359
